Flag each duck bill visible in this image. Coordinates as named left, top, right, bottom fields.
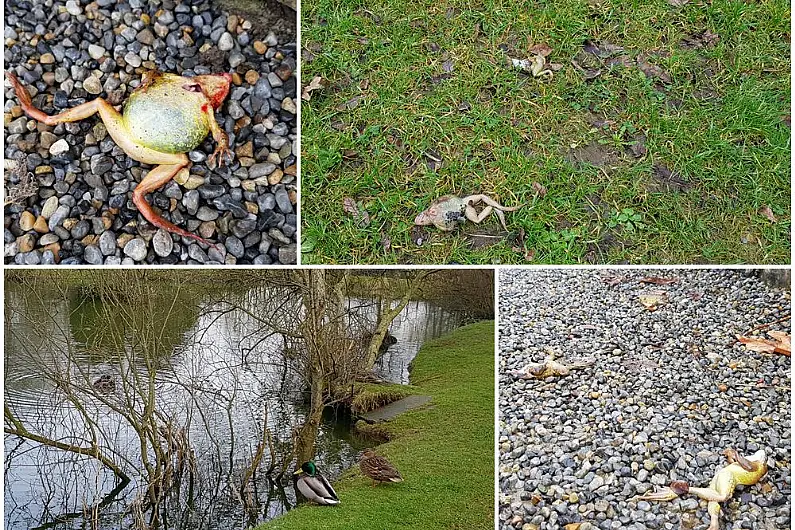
left=635, top=488, right=680, bottom=502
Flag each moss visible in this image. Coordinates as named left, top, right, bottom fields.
left=348, top=382, right=415, bottom=414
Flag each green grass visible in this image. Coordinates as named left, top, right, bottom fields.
left=261, top=320, right=495, bottom=529
left=300, top=0, right=790, bottom=264
left=348, top=382, right=416, bottom=413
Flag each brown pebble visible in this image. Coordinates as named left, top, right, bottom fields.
left=19, top=211, right=36, bottom=231
left=81, top=235, right=99, bottom=246
left=253, top=41, right=267, bottom=54
left=40, top=53, right=55, bottom=64
left=33, top=216, right=49, bottom=233
left=41, top=243, right=61, bottom=262
left=116, top=233, right=135, bottom=248
left=284, top=164, right=297, bottom=176
left=226, top=14, right=238, bottom=32
left=199, top=221, right=217, bottom=239
left=236, top=140, right=254, bottom=158
left=245, top=201, right=259, bottom=215
left=11, top=106, right=23, bottom=118
left=288, top=189, right=297, bottom=204
left=245, top=70, right=259, bottom=85
left=17, top=234, right=35, bottom=252
left=268, top=168, right=284, bottom=185
left=231, top=72, right=243, bottom=85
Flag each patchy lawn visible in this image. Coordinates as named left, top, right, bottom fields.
left=300, top=0, right=790, bottom=264
left=260, top=320, right=495, bottom=530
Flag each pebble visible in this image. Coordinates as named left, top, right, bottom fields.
left=123, top=238, right=147, bottom=261
left=4, top=0, right=297, bottom=265
left=498, top=270, right=791, bottom=530
left=152, top=229, right=173, bottom=257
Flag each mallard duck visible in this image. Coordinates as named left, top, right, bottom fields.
left=293, top=461, right=340, bottom=505
left=92, top=374, right=115, bottom=393
left=359, top=448, right=403, bottom=485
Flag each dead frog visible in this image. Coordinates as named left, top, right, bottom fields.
left=5, top=69, right=233, bottom=246
left=414, top=195, right=521, bottom=231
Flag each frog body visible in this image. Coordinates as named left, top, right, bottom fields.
left=414, top=194, right=521, bottom=231
left=123, top=74, right=213, bottom=154
left=5, top=69, right=232, bottom=248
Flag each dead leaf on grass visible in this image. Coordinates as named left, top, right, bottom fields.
left=639, top=276, right=679, bottom=285
left=667, top=0, right=689, bottom=6
left=301, top=76, right=325, bottom=101
left=602, top=275, right=625, bottom=287
left=380, top=232, right=391, bottom=251
left=737, top=332, right=791, bottom=356
left=337, top=95, right=363, bottom=111
left=342, top=197, right=370, bottom=227
left=637, top=57, right=672, bottom=84
left=442, top=59, right=454, bottom=73
left=627, top=134, right=647, bottom=158
left=528, top=43, right=553, bottom=57
left=759, top=205, right=778, bottom=223
left=531, top=181, right=548, bottom=197
left=583, top=40, right=625, bottom=57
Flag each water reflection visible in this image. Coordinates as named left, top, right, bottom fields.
left=4, top=282, right=465, bottom=530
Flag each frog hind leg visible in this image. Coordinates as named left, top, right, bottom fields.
left=132, top=157, right=215, bottom=248
left=707, top=500, right=721, bottom=530
left=7, top=71, right=117, bottom=126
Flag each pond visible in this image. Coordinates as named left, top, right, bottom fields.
left=4, top=279, right=467, bottom=530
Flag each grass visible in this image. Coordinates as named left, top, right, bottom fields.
left=261, top=320, right=495, bottom=530
left=348, top=382, right=416, bottom=413
left=300, top=0, right=791, bottom=264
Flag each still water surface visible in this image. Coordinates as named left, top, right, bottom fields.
left=4, top=282, right=465, bottom=529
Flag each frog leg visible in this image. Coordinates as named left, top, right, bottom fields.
left=707, top=501, right=721, bottom=530
left=6, top=71, right=118, bottom=126
left=205, top=106, right=232, bottom=167
left=723, top=449, right=761, bottom=472
left=132, top=156, right=214, bottom=247
left=462, top=194, right=521, bottom=230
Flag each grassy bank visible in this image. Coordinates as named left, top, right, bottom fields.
left=301, top=0, right=790, bottom=264
left=262, top=320, right=495, bottom=530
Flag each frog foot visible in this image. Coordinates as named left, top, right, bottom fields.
left=209, top=144, right=233, bottom=167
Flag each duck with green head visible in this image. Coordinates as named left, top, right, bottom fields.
left=293, top=461, right=340, bottom=505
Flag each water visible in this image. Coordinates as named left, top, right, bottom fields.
left=4, top=279, right=465, bottom=530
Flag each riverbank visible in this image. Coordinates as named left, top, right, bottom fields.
left=262, top=320, right=495, bottom=530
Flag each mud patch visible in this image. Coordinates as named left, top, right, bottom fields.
left=584, top=232, right=625, bottom=263
left=566, top=142, right=621, bottom=169
left=219, top=0, right=295, bottom=40
left=648, top=164, right=692, bottom=193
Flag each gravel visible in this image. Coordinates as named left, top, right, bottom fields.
left=498, top=269, right=790, bottom=530
left=4, top=0, right=297, bottom=264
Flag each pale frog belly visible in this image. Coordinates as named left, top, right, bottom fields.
left=123, top=94, right=210, bottom=154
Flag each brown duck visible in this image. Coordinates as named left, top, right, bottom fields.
left=359, top=448, right=403, bottom=486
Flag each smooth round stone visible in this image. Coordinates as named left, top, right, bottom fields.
left=152, top=229, right=173, bottom=257
left=83, top=244, right=104, bottom=264
left=49, top=138, right=70, bottom=156
left=123, top=238, right=147, bottom=261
